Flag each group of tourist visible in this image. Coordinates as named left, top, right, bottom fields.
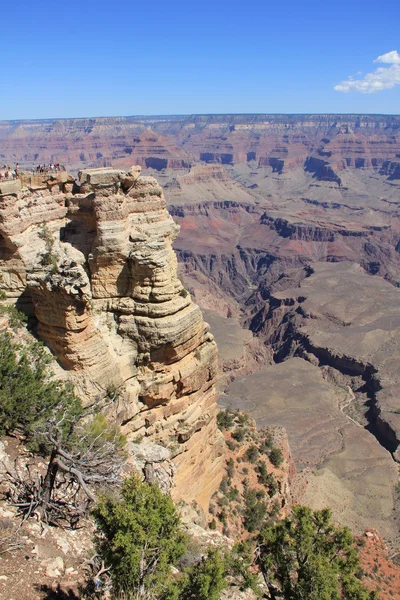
left=35, top=163, right=64, bottom=173
left=0, top=164, right=19, bottom=180
left=0, top=162, right=67, bottom=181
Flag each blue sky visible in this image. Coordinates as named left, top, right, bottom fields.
left=1, top=0, right=399, bottom=119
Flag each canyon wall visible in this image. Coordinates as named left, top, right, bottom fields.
left=1, top=114, right=399, bottom=182
left=0, top=168, right=225, bottom=510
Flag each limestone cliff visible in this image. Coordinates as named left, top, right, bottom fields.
left=0, top=167, right=225, bottom=509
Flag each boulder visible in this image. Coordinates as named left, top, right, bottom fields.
left=122, top=165, right=142, bottom=190
left=0, top=179, right=21, bottom=196
left=78, top=168, right=125, bottom=186
left=42, top=556, right=65, bottom=578
left=129, top=442, right=176, bottom=492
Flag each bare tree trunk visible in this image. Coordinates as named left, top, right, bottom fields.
left=38, top=448, right=58, bottom=518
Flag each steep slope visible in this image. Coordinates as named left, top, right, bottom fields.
left=221, top=262, right=400, bottom=548
left=223, top=357, right=398, bottom=545
left=0, top=167, right=224, bottom=509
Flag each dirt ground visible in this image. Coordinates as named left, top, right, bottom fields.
left=0, top=437, right=92, bottom=600
left=359, top=530, right=400, bottom=599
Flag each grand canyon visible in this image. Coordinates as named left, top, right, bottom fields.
left=1, top=114, right=400, bottom=597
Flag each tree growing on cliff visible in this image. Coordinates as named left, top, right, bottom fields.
left=91, top=474, right=187, bottom=599
left=38, top=221, right=58, bottom=272
left=177, top=548, right=226, bottom=600
left=256, top=505, right=377, bottom=600
left=88, top=475, right=232, bottom=600
left=0, top=331, right=79, bottom=439
left=268, top=447, right=283, bottom=468
left=0, top=331, right=126, bottom=523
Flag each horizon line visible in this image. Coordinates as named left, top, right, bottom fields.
left=1, top=111, right=400, bottom=124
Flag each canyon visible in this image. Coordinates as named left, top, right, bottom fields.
left=1, top=113, right=400, bottom=549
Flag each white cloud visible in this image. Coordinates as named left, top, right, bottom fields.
left=334, top=50, right=400, bottom=93
left=374, top=50, right=400, bottom=64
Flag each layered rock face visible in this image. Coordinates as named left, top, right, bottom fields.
left=1, top=114, right=399, bottom=184
left=0, top=167, right=224, bottom=510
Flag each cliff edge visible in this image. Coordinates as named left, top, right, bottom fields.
left=0, top=167, right=224, bottom=509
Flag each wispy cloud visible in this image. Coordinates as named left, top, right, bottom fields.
left=334, top=50, right=400, bottom=93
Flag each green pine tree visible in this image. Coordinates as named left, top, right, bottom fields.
left=0, top=331, right=80, bottom=440
left=257, top=505, right=377, bottom=600
left=92, top=474, right=187, bottom=598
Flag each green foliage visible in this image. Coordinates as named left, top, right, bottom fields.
left=0, top=331, right=81, bottom=441
left=92, top=474, right=187, bottom=597
left=243, top=488, right=267, bottom=533
left=245, top=444, right=259, bottom=463
left=257, top=462, right=278, bottom=496
left=217, top=496, right=229, bottom=508
left=38, top=222, right=58, bottom=272
left=257, top=460, right=268, bottom=484
left=0, top=276, right=28, bottom=327
left=226, top=438, right=237, bottom=451
left=0, top=305, right=27, bottom=328
left=38, top=222, right=55, bottom=248
left=226, top=457, right=235, bottom=479
left=219, top=477, right=229, bottom=494
left=237, top=412, right=249, bottom=425
left=259, top=432, right=273, bottom=454
left=226, top=486, right=239, bottom=501
left=257, top=505, right=377, bottom=600
left=209, top=518, right=217, bottom=530
left=226, top=541, right=262, bottom=596
left=105, top=384, right=120, bottom=402
left=178, top=548, right=226, bottom=600
left=218, top=508, right=227, bottom=526
left=268, top=500, right=280, bottom=518
left=217, top=409, right=235, bottom=430
left=269, top=446, right=284, bottom=467
left=232, top=427, right=245, bottom=442
left=266, top=473, right=278, bottom=497
left=41, top=251, right=58, bottom=272
left=76, top=413, right=126, bottom=453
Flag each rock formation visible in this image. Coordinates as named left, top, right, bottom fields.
left=0, top=167, right=225, bottom=510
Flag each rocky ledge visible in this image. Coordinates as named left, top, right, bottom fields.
left=0, top=167, right=225, bottom=510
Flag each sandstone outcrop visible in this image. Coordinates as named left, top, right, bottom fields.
left=0, top=167, right=224, bottom=510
